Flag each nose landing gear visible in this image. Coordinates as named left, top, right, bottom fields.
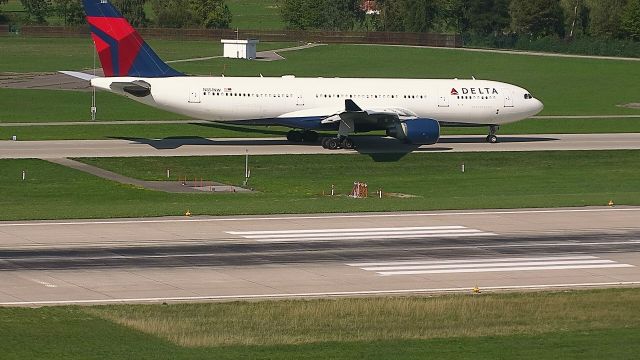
left=486, top=125, right=500, bottom=143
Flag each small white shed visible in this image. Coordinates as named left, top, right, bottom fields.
left=221, top=39, right=260, bottom=59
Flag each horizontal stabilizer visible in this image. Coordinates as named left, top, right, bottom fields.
left=59, top=71, right=99, bottom=81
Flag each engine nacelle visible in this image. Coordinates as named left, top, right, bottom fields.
left=387, top=118, right=440, bottom=145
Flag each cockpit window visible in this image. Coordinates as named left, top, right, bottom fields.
left=524, top=93, right=533, bottom=99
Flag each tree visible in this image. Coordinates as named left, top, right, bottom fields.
left=152, top=0, right=231, bottom=28
left=401, top=0, right=439, bottom=32
left=378, top=0, right=405, bottom=31
left=460, top=0, right=510, bottom=35
left=281, top=0, right=363, bottom=31
left=622, top=0, right=640, bottom=40
left=322, top=0, right=365, bottom=31
left=53, top=0, right=84, bottom=26
left=151, top=0, right=195, bottom=28
left=586, top=0, right=628, bottom=38
left=189, top=0, right=231, bottom=29
left=20, top=0, right=52, bottom=24
left=560, top=0, right=589, bottom=37
left=432, top=0, right=465, bottom=33
left=510, top=0, right=566, bottom=38
left=280, top=0, right=316, bottom=30
left=112, top=0, right=148, bottom=27
left=0, top=0, right=8, bottom=24
left=376, top=0, right=439, bottom=32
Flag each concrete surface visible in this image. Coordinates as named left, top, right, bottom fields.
left=0, top=207, right=639, bottom=305
left=2, top=133, right=640, bottom=159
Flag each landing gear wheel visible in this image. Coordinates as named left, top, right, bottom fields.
left=302, top=131, right=319, bottom=143
left=486, top=125, right=499, bottom=144
left=341, top=137, right=355, bottom=150
left=326, top=137, right=340, bottom=150
left=321, top=137, right=331, bottom=149
left=287, top=130, right=303, bottom=143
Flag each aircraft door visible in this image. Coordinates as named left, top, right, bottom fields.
left=503, top=89, right=514, bottom=107
left=189, top=89, right=201, bottom=104
left=296, top=94, right=304, bottom=106
left=438, top=95, right=449, bottom=107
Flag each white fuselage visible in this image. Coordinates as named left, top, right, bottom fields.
left=92, top=76, right=544, bottom=127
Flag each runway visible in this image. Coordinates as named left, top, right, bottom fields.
left=1, top=207, right=639, bottom=306
left=2, top=133, right=640, bottom=159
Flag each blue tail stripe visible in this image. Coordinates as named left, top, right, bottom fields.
left=83, top=0, right=122, bottom=18
left=130, top=43, right=184, bottom=77
left=89, top=24, right=120, bottom=75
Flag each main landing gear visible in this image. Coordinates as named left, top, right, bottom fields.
left=486, top=125, right=500, bottom=143
left=321, top=136, right=355, bottom=150
left=286, top=130, right=319, bottom=143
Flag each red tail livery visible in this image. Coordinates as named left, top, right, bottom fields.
left=83, top=0, right=182, bottom=77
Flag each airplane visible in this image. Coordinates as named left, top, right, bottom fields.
left=62, top=0, right=544, bottom=150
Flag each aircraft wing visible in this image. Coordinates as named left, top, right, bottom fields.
left=320, top=100, right=417, bottom=125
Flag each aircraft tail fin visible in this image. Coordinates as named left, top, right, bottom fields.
left=82, top=0, right=183, bottom=78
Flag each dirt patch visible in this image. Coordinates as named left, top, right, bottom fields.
left=386, top=192, right=420, bottom=198
left=618, top=103, right=640, bottom=109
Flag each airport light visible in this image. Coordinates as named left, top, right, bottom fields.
left=243, top=149, right=250, bottom=187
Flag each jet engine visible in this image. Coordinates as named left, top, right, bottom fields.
left=387, top=118, right=440, bottom=145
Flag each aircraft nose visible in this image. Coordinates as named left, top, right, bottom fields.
left=533, top=98, right=544, bottom=114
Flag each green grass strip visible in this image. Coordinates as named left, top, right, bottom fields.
left=2, top=289, right=640, bottom=359
left=1, top=150, right=639, bottom=220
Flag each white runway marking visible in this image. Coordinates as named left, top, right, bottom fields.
left=30, top=279, right=57, bottom=288
left=348, top=256, right=634, bottom=276
left=227, top=226, right=496, bottom=243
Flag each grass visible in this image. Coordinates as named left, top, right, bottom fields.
left=2, top=289, right=640, bottom=359
left=0, top=37, right=217, bottom=72
left=85, top=289, right=640, bottom=347
left=0, top=0, right=24, bottom=12
left=2, top=118, right=640, bottom=140
left=227, top=0, right=284, bottom=30
left=0, top=37, right=294, bottom=73
left=0, top=89, right=181, bottom=122
left=1, top=150, right=639, bottom=221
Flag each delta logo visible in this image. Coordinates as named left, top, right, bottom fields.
left=452, top=87, right=500, bottom=96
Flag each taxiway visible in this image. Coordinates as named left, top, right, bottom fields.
left=2, top=133, right=640, bottom=159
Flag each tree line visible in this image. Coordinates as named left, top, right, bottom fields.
left=280, top=0, right=640, bottom=42
left=2, top=0, right=231, bottom=28
left=3, top=0, right=638, bottom=42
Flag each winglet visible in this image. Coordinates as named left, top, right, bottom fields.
left=345, top=99, right=362, bottom=112
left=59, top=71, right=99, bottom=81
